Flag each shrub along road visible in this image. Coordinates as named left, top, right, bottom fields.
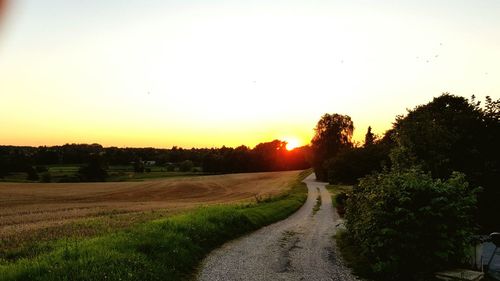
left=198, top=174, right=357, bottom=281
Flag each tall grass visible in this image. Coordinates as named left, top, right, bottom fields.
left=0, top=170, right=310, bottom=281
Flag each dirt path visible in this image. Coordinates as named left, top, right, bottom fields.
left=197, top=174, right=358, bottom=281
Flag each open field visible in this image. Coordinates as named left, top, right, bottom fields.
left=0, top=170, right=309, bottom=281
left=0, top=165, right=203, bottom=183
left=0, top=171, right=301, bottom=261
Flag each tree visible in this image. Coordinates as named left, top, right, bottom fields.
left=26, top=166, right=39, bottom=181
left=40, top=172, right=51, bottom=183
left=364, top=126, right=375, bottom=146
left=393, top=93, right=500, bottom=231
left=252, top=140, right=288, bottom=171
left=327, top=128, right=395, bottom=184
left=133, top=160, right=145, bottom=173
left=179, top=160, right=194, bottom=172
left=311, top=113, right=354, bottom=181
left=394, top=94, right=485, bottom=178
left=78, top=153, right=108, bottom=182
left=0, top=156, right=7, bottom=178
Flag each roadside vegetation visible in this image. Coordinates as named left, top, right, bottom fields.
left=0, top=170, right=310, bottom=281
left=325, top=185, right=351, bottom=217
left=312, top=94, right=499, bottom=280
left=343, top=169, right=478, bottom=281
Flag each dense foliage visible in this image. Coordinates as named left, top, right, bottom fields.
left=77, top=154, right=108, bottom=182
left=393, top=94, right=500, bottom=230
left=327, top=130, right=394, bottom=184
left=345, top=169, right=478, bottom=280
left=311, top=113, right=353, bottom=181
left=202, top=140, right=310, bottom=173
left=319, top=94, right=499, bottom=280
left=317, top=94, right=499, bottom=229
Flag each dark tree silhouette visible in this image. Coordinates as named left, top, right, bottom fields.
left=133, top=159, right=145, bottom=173
left=0, top=140, right=311, bottom=181
left=311, top=113, right=354, bottom=181
left=393, top=93, right=500, bottom=231
left=364, top=126, right=375, bottom=146
left=327, top=129, right=395, bottom=184
left=78, top=153, right=108, bottom=182
left=179, top=160, right=194, bottom=172
left=26, top=166, right=39, bottom=181
left=252, top=140, right=288, bottom=171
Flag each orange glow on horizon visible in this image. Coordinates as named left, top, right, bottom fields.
left=0, top=2, right=496, bottom=149
left=284, top=138, right=301, bottom=151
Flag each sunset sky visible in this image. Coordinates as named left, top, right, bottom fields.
left=0, top=0, right=499, bottom=148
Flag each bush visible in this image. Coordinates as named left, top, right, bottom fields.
left=334, top=192, right=348, bottom=217
left=179, top=160, right=194, bottom=172
left=35, top=166, right=48, bottom=173
left=165, top=163, right=176, bottom=172
left=58, top=175, right=81, bottom=183
left=40, top=172, right=51, bottom=183
left=79, top=154, right=108, bottom=182
left=345, top=168, right=478, bottom=280
left=26, top=167, right=39, bottom=181
left=133, top=161, right=145, bottom=173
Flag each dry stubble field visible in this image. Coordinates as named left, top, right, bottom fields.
left=0, top=171, right=300, bottom=258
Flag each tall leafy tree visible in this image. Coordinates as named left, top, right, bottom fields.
left=78, top=153, right=108, bottom=182
left=394, top=93, right=500, bottom=230
left=311, top=113, right=354, bottom=181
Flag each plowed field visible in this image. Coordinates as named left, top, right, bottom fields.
left=0, top=171, right=300, bottom=239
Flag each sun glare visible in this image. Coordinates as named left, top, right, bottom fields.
left=284, top=138, right=300, bottom=151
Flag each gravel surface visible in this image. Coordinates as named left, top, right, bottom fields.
left=197, top=174, right=358, bottom=281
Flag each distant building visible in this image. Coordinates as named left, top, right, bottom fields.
left=144, top=161, right=156, bottom=166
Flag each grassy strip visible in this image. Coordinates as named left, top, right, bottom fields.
left=312, top=188, right=321, bottom=215
left=325, top=184, right=352, bottom=208
left=328, top=184, right=372, bottom=279
left=0, top=170, right=310, bottom=281
left=335, top=230, right=373, bottom=279
left=0, top=209, right=177, bottom=262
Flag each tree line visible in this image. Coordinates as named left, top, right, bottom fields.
left=0, top=140, right=310, bottom=181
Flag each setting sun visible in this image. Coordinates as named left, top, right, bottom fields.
left=284, top=138, right=301, bottom=151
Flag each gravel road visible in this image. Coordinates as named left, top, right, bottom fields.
left=197, top=174, right=358, bottom=281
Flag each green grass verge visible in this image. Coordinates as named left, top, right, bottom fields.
left=0, top=170, right=310, bottom=281
left=325, top=184, right=352, bottom=208
left=335, top=230, right=373, bottom=279
left=0, top=209, right=177, bottom=263
left=312, top=188, right=321, bottom=215
left=328, top=185, right=372, bottom=279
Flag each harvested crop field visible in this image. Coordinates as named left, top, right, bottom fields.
left=0, top=171, right=300, bottom=245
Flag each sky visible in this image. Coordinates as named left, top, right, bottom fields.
left=0, top=0, right=499, bottom=148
